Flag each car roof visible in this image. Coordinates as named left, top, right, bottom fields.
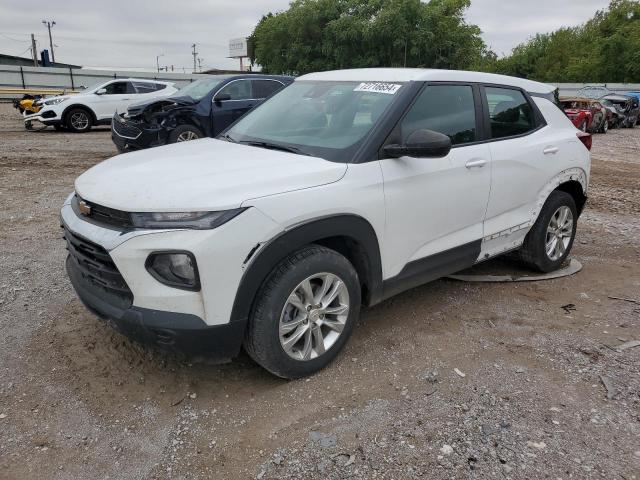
left=560, top=97, right=592, bottom=103
left=118, top=78, right=175, bottom=85
left=602, top=94, right=632, bottom=101
left=297, top=68, right=555, bottom=94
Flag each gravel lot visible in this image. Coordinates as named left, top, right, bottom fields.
left=1, top=103, right=639, bottom=479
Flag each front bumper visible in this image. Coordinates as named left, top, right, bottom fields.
left=66, top=255, right=245, bottom=358
left=24, top=108, right=61, bottom=126
left=60, top=194, right=283, bottom=358
left=111, top=113, right=167, bottom=151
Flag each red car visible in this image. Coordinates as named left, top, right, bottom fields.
left=560, top=97, right=608, bottom=133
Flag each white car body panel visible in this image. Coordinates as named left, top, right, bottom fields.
left=75, top=139, right=348, bottom=212
left=480, top=97, right=590, bottom=258
left=379, top=143, right=491, bottom=277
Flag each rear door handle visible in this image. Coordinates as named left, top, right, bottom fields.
left=543, top=146, right=559, bottom=155
left=465, top=159, right=486, bottom=169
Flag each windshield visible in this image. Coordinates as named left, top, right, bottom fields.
left=224, top=81, right=403, bottom=161
left=177, top=77, right=228, bottom=101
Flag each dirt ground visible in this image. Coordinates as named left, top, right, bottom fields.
left=0, top=102, right=639, bottom=480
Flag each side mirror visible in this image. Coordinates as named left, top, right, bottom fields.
left=214, top=93, right=232, bottom=104
left=383, top=129, right=452, bottom=159
left=96, top=88, right=107, bottom=95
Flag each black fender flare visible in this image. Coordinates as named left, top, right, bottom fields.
left=229, top=214, right=383, bottom=323
left=61, top=104, right=97, bottom=125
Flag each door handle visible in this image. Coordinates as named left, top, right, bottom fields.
left=543, top=146, right=559, bottom=155
left=465, top=159, right=486, bottom=169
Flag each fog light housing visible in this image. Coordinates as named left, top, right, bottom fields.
left=146, top=251, right=200, bottom=291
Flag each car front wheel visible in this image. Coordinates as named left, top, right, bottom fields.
left=168, top=125, right=203, bottom=143
left=519, top=191, right=578, bottom=273
left=65, top=108, right=92, bottom=133
left=244, top=245, right=361, bottom=379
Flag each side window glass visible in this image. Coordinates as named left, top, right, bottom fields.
left=400, top=84, right=476, bottom=145
left=103, top=82, right=129, bottom=95
left=217, top=80, right=252, bottom=101
left=132, top=82, right=158, bottom=94
left=252, top=80, right=284, bottom=99
left=485, top=87, right=536, bottom=139
left=154, top=83, right=167, bottom=91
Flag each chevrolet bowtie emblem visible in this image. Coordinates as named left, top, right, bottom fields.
left=78, top=200, right=91, bottom=216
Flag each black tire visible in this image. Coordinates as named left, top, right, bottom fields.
left=168, top=125, right=203, bottom=144
left=244, top=245, right=361, bottom=379
left=519, top=190, right=578, bottom=273
left=65, top=107, right=93, bottom=133
left=600, top=119, right=608, bottom=134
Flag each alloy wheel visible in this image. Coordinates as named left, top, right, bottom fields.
left=176, top=131, right=199, bottom=142
left=545, top=206, right=573, bottom=261
left=70, top=112, right=89, bottom=130
left=279, top=273, right=350, bottom=361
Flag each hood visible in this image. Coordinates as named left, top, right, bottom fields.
left=126, top=96, right=195, bottom=117
left=75, top=139, right=347, bottom=211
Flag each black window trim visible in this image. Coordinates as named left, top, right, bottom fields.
left=376, top=81, right=485, bottom=160
left=213, top=78, right=285, bottom=103
left=367, top=80, right=550, bottom=163
left=250, top=78, right=286, bottom=101
left=479, top=83, right=547, bottom=143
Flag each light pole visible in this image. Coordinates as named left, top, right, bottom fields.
left=156, top=53, right=164, bottom=73
left=42, top=20, right=56, bottom=63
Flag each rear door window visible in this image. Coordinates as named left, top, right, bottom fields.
left=400, top=84, right=477, bottom=145
left=484, top=87, right=536, bottom=139
left=217, top=80, right=252, bottom=100
left=252, top=80, right=285, bottom=99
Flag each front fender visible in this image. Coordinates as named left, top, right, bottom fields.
left=229, top=214, right=383, bottom=323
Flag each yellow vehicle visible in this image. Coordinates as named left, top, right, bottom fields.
left=13, top=94, right=42, bottom=115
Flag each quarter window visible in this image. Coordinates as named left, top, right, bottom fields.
left=216, top=80, right=252, bottom=101
left=252, top=80, right=284, bottom=99
left=400, top=85, right=477, bottom=146
left=484, top=87, right=536, bottom=139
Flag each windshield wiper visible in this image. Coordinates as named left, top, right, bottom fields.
left=240, top=140, right=310, bottom=156
left=219, top=133, right=237, bottom=143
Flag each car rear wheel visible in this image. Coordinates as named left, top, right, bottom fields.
left=244, top=245, right=361, bottom=379
left=65, top=108, right=92, bottom=133
left=519, top=191, right=578, bottom=273
left=168, top=125, right=203, bottom=143
left=601, top=119, right=608, bottom=133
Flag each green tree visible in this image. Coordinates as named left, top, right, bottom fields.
left=489, top=0, right=640, bottom=82
left=249, top=0, right=490, bottom=75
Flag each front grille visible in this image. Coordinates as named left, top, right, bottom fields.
left=74, top=195, right=133, bottom=228
left=113, top=118, right=142, bottom=139
left=63, top=226, right=133, bottom=306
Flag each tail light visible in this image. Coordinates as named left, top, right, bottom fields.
left=576, top=131, right=592, bottom=151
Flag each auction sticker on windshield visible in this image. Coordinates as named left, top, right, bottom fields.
left=354, top=82, right=402, bottom=95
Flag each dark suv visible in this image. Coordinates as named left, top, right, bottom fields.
left=111, top=74, right=293, bottom=152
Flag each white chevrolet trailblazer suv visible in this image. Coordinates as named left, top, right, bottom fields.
left=25, top=78, right=177, bottom=132
left=62, top=69, right=591, bottom=378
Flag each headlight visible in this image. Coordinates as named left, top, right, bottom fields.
left=44, top=97, right=68, bottom=106
left=130, top=208, right=246, bottom=230
left=146, top=251, right=200, bottom=290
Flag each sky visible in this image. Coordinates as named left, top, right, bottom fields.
left=0, top=0, right=611, bottom=72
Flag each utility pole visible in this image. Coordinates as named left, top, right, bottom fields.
left=30, top=34, right=38, bottom=66
left=42, top=20, right=56, bottom=63
left=197, top=58, right=203, bottom=72
left=156, top=53, right=164, bottom=73
left=191, top=44, right=198, bottom=73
